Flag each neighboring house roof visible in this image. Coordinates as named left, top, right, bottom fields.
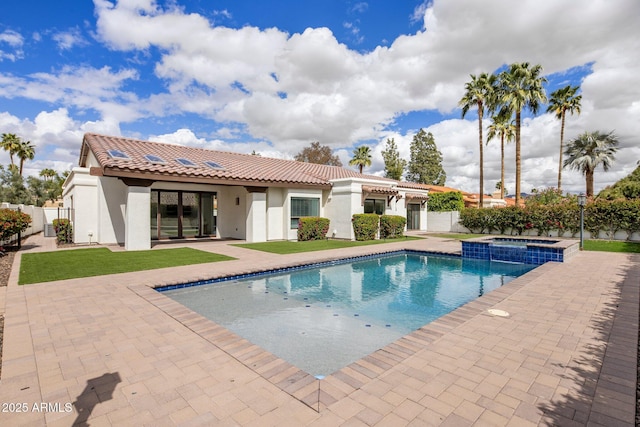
left=80, top=133, right=396, bottom=189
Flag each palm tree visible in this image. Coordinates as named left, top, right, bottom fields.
left=39, top=168, right=57, bottom=181
left=1, top=133, right=21, bottom=168
left=349, top=145, right=372, bottom=174
left=547, top=85, right=581, bottom=191
left=16, top=139, right=36, bottom=176
left=497, top=63, right=547, bottom=206
left=459, top=73, right=497, bottom=206
left=563, top=131, right=618, bottom=197
left=487, top=113, right=516, bottom=199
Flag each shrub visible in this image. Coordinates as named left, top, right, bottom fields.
left=352, top=214, right=379, bottom=241
left=0, top=208, right=31, bottom=242
left=459, top=207, right=496, bottom=234
left=427, top=191, right=464, bottom=212
left=525, top=187, right=565, bottom=206
left=380, top=215, right=406, bottom=239
left=53, top=218, right=73, bottom=244
left=458, top=199, right=640, bottom=240
left=297, top=217, right=330, bottom=241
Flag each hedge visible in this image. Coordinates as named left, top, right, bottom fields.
left=459, top=199, right=640, bottom=240
left=0, top=208, right=31, bottom=242
left=352, top=214, right=380, bottom=241
left=297, top=217, right=330, bottom=241
left=380, top=215, right=406, bottom=239
left=427, top=191, right=464, bottom=212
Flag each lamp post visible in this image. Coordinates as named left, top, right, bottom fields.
left=577, top=193, right=586, bottom=250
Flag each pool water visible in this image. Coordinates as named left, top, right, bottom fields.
left=163, top=252, right=536, bottom=376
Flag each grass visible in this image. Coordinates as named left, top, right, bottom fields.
left=19, top=247, right=235, bottom=285
left=583, top=239, right=640, bottom=253
left=426, top=233, right=485, bottom=240
left=233, top=236, right=422, bottom=254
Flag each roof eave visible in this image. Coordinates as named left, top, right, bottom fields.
left=97, top=167, right=332, bottom=190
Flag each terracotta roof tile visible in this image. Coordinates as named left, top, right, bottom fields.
left=81, top=133, right=391, bottom=188
left=362, top=185, right=398, bottom=195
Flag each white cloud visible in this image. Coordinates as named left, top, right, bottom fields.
left=0, top=29, right=25, bottom=61
left=2, top=0, right=639, bottom=195
left=52, top=27, right=89, bottom=50
left=0, top=109, right=120, bottom=173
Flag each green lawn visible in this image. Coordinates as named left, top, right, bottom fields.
left=426, top=233, right=485, bottom=240
left=583, top=239, right=640, bottom=253
left=19, top=247, right=235, bottom=285
left=234, top=236, right=422, bottom=255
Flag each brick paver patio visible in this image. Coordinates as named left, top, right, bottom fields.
left=0, top=233, right=638, bottom=426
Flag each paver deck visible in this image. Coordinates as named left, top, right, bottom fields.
left=0, top=233, right=638, bottom=426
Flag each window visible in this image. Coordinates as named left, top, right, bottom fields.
left=176, top=158, right=196, bottom=167
left=144, top=154, right=166, bottom=164
left=107, top=149, right=130, bottom=160
left=364, top=199, right=385, bottom=215
left=290, top=197, right=319, bottom=229
left=204, top=160, right=224, bottom=170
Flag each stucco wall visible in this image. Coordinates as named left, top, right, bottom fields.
left=285, top=189, right=325, bottom=240
left=267, top=188, right=285, bottom=241
left=216, top=186, right=246, bottom=239
left=427, top=211, right=465, bottom=233
left=97, top=176, right=127, bottom=244
left=62, top=167, right=98, bottom=244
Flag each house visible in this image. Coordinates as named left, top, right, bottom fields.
left=62, top=133, right=429, bottom=250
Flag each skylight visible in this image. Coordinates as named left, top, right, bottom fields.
left=204, top=160, right=224, bottom=170
left=107, top=149, right=130, bottom=160
left=144, top=154, right=166, bottom=164
left=176, top=158, right=196, bottom=167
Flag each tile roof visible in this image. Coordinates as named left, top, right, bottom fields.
left=80, top=133, right=395, bottom=189
left=361, top=185, right=399, bottom=195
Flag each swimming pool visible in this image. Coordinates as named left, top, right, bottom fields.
left=162, top=251, right=536, bottom=376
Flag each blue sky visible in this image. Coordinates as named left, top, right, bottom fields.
left=1, top=0, right=639, bottom=195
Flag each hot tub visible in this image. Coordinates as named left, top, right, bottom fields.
left=462, top=236, right=579, bottom=265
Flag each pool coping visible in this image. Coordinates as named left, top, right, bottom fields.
left=131, top=248, right=559, bottom=413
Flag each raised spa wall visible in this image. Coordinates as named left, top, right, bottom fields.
left=462, top=236, right=580, bottom=265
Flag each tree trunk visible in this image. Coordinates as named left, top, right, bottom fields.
left=558, top=109, right=566, bottom=191
left=500, top=134, right=505, bottom=199
left=478, top=106, right=484, bottom=206
left=586, top=169, right=594, bottom=197
left=515, top=111, right=521, bottom=206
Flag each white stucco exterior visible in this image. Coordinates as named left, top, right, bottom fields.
left=63, top=133, right=429, bottom=249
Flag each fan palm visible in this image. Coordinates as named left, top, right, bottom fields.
left=39, top=168, right=57, bottom=181
left=349, top=145, right=372, bottom=174
left=487, top=113, right=516, bottom=199
left=547, top=85, right=581, bottom=191
left=459, top=72, right=497, bottom=206
left=16, top=140, right=36, bottom=176
left=1, top=133, right=21, bottom=168
left=497, top=63, right=547, bottom=205
left=563, top=131, right=618, bottom=197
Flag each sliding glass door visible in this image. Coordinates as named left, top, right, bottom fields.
left=151, top=190, right=217, bottom=240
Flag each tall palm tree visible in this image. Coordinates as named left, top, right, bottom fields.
left=487, top=113, right=516, bottom=199
left=16, top=139, right=36, bottom=176
left=547, top=85, right=582, bottom=191
left=497, top=63, right=547, bottom=206
left=349, top=145, right=372, bottom=174
left=563, top=130, right=618, bottom=197
left=1, top=133, right=21, bottom=168
left=459, top=72, right=497, bottom=206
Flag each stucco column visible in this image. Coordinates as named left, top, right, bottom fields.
left=125, top=186, right=151, bottom=250
left=245, top=190, right=267, bottom=243
left=420, top=204, right=428, bottom=231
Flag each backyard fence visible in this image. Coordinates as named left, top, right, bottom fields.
left=0, top=203, right=73, bottom=247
